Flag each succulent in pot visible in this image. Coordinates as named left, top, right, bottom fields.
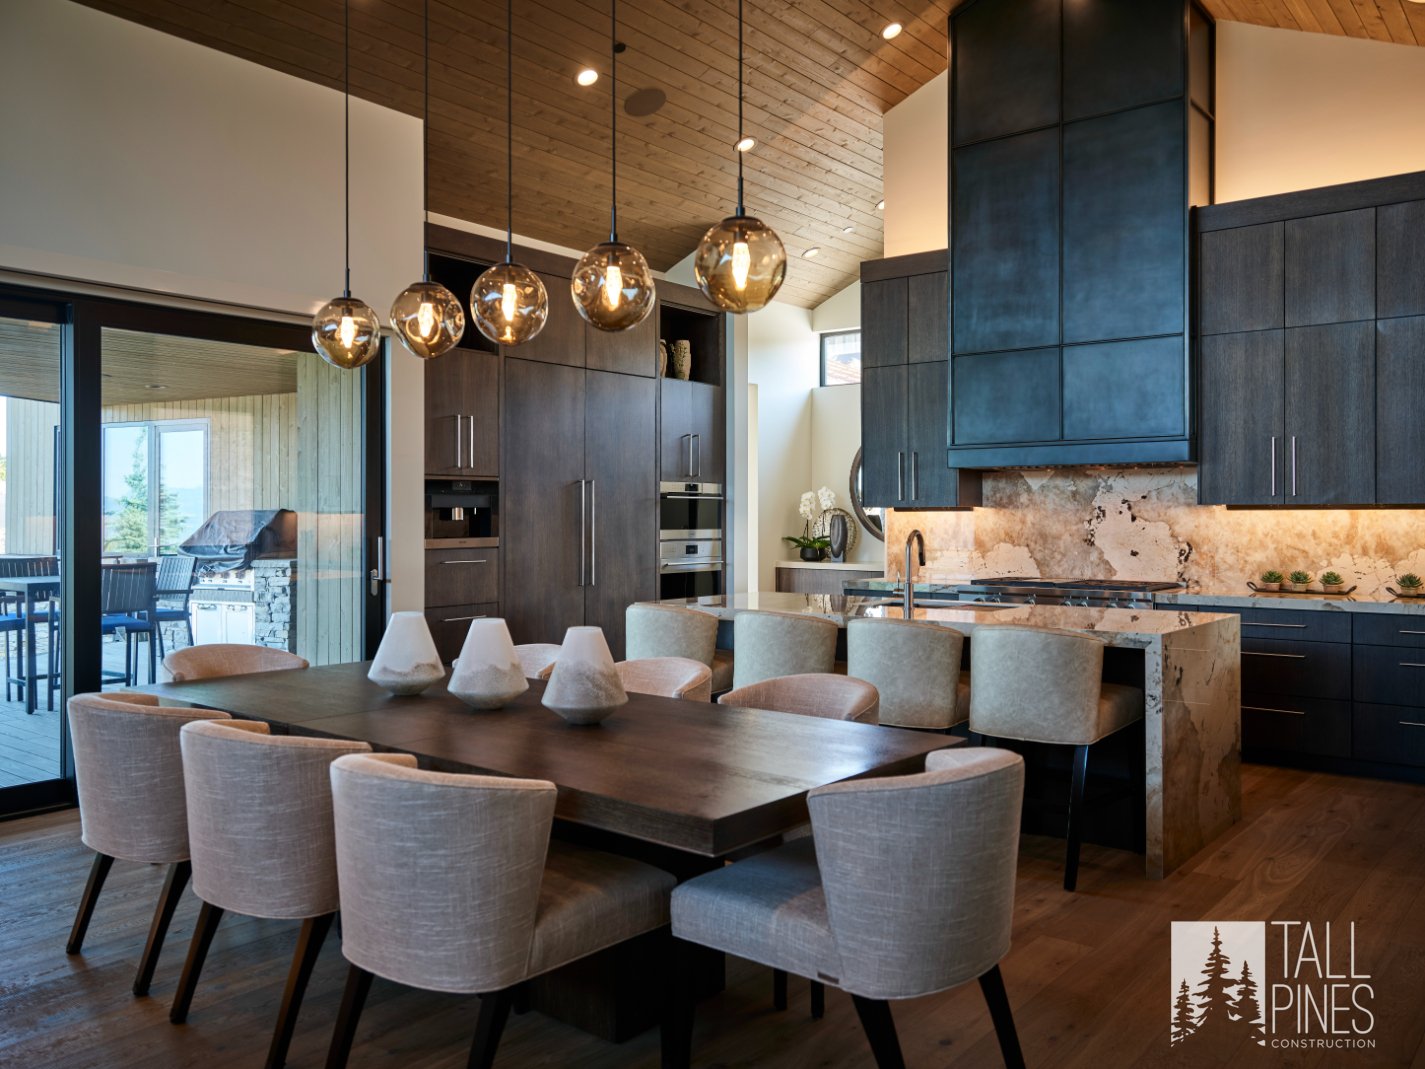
left=1258, top=569, right=1284, bottom=592
left=1398, top=573, right=1424, bottom=596
left=1288, top=570, right=1313, bottom=592
left=1320, top=571, right=1346, bottom=594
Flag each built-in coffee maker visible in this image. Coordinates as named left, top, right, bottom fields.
left=425, top=479, right=497, bottom=541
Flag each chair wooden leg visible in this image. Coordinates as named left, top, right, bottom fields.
left=660, top=937, right=697, bottom=1069
left=1065, top=743, right=1090, bottom=892
left=772, top=968, right=788, bottom=1010
left=265, top=912, right=336, bottom=1069
left=467, top=987, right=514, bottom=1069
left=978, top=965, right=1026, bottom=1069
left=810, top=979, right=825, bottom=1019
left=67, top=852, right=115, bottom=954
left=133, top=859, right=191, bottom=996
left=324, top=963, right=374, bottom=1069
left=851, top=995, right=906, bottom=1069
left=170, top=901, right=225, bottom=1024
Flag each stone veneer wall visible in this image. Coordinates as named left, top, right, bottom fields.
left=253, top=558, right=297, bottom=652
left=885, top=467, right=1425, bottom=596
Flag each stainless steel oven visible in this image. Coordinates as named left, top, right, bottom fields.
left=659, top=481, right=724, bottom=540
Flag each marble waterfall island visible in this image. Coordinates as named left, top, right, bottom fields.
left=659, top=592, right=1242, bottom=878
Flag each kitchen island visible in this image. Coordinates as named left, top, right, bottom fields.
left=653, top=592, right=1242, bottom=878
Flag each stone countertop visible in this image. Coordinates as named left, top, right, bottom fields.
left=1155, top=588, right=1425, bottom=615
left=653, top=592, right=1234, bottom=650
left=774, top=560, right=886, bottom=572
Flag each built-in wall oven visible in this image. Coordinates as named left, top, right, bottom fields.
left=659, top=481, right=725, bottom=599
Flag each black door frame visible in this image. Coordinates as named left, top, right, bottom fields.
left=0, top=283, right=387, bottom=818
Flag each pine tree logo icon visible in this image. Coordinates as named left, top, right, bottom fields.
left=1170, top=922, right=1267, bottom=1053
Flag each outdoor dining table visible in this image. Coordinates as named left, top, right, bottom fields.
left=0, top=574, right=61, bottom=715
left=137, top=660, right=956, bottom=1041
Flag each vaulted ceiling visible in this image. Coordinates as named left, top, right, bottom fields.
left=1199, top=0, right=1425, bottom=45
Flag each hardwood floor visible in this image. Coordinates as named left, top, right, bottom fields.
left=2, top=764, right=1423, bottom=1068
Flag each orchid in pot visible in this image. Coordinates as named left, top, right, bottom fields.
left=785, top=487, right=838, bottom=562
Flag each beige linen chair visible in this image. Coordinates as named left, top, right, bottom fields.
left=625, top=602, right=733, bottom=692
left=731, top=609, right=838, bottom=689
left=719, top=673, right=879, bottom=724
left=65, top=692, right=238, bottom=996
left=968, top=625, right=1145, bottom=892
left=162, top=643, right=308, bottom=682
left=666, top=748, right=1027, bottom=1069
left=513, top=642, right=561, bottom=680
left=616, top=656, right=713, bottom=701
left=847, top=617, right=970, bottom=731
left=323, top=753, right=678, bottom=1069
left=171, top=720, right=370, bottom=1069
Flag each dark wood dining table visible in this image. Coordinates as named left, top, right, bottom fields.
left=136, top=660, right=956, bottom=1039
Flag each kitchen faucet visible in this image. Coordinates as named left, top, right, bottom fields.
left=903, top=529, right=925, bottom=618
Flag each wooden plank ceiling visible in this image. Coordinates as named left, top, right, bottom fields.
left=1200, top=0, right=1425, bottom=45
left=72, top=0, right=957, bottom=309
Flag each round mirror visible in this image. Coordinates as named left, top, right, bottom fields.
left=848, top=447, right=884, bottom=542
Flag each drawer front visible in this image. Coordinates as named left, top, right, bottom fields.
left=425, top=602, right=498, bottom=664
left=1353, top=702, right=1425, bottom=768
left=425, top=548, right=500, bottom=608
left=1351, top=613, right=1425, bottom=650
left=1353, top=644, right=1425, bottom=706
left=1241, top=637, right=1351, bottom=700
left=1240, top=693, right=1351, bottom=758
left=1233, top=606, right=1351, bottom=644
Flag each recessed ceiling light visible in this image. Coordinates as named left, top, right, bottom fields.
left=802, top=247, right=821, bottom=259
left=736, top=136, right=756, bottom=152
left=576, top=68, right=599, bottom=87
left=145, top=383, right=169, bottom=391
left=882, top=22, right=903, bottom=40
left=842, top=225, right=855, bottom=234
left=875, top=199, right=885, bottom=211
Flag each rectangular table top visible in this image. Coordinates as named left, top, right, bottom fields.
left=137, top=661, right=953, bottom=857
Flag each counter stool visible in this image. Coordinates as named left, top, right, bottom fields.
left=719, top=673, right=878, bottom=724
left=162, top=643, right=308, bottom=682
left=967, top=625, right=1145, bottom=892
left=730, top=610, right=838, bottom=689
left=847, top=617, right=970, bottom=732
left=514, top=643, right=561, bottom=680
left=625, top=603, right=732, bottom=693
left=617, top=656, right=713, bottom=701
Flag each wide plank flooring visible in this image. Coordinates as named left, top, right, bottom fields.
left=1, top=764, right=1423, bottom=1068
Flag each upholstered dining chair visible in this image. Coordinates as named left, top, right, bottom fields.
left=847, top=617, right=970, bottom=732
left=625, top=602, right=732, bottom=693
left=513, top=642, right=561, bottom=680
left=323, top=752, right=678, bottom=1069
left=617, top=656, right=713, bottom=701
left=719, top=673, right=879, bottom=724
left=666, top=747, right=1028, bottom=1069
left=65, top=692, right=238, bottom=996
left=968, top=624, right=1145, bottom=892
left=172, top=720, right=370, bottom=1069
left=730, top=610, right=838, bottom=690
left=162, top=643, right=308, bottom=682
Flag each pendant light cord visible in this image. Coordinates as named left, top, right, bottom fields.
left=422, top=0, right=431, bottom=280
left=609, top=0, right=618, bottom=243
left=736, top=0, right=745, bottom=217
left=507, top=0, right=515, bottom=262
left=343, top=0, right=351, bottom=298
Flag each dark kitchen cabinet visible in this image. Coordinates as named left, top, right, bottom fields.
left=1062, top=337, right=1185, bottom=442
left=425, top=603, right=500, bottom=665
left=659, top=378, right=692, bottom=481
left=1062, top=0, right=1183, bottom=120
left=860, top=366, right=907, bottom=507
left=1284, top=209, right=1375, bottom=328
left=1283, top=322, right=1374, bottom=506
left=1199, top=223, right=1284, bottom=335
left=587, top=302, right=657, bottom=376
left=1377, top=316, right=1425, bottom=504
left=952, top=0, right=1060, bottom=145
left=953, top=348, right=1060, bottom=446
left=861, top=362, right=979, bottom=509
left=659, top=379, right=724, bottom=484
left=503, top=271, right=586, bottom=368
left=1378, top=200, right=1425, bottom=319
left=906, top=361, right=954, bottom=503
left=1198, top=331, right=1283, bottom=506
left=907, top=272, right=949, bottom=364
left=861, top=278, right=907, bottom=369
left=425, top=349, right=499, bottom=477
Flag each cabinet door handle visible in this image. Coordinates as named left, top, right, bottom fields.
left=1400, top=630, right=1425, bottom=636
left=1290, top=435, right=1298, bottom=497
left=911, top=451, right=919, bottom=500
left=468, top=413, right=476, bottom=470
left=1400, top=721, right=1425, bottom=728
left=589, top=480, right=597, bottom=587
left=693, top=434, right=701, bottom=478
left=454, top=414, right=464, bottom=469
left=1269, top=435, right=1276, bottom=498
left=897, top=452, right=905, bottom=500
left=1244, top=622, right=1306, bottom=629
left=439, top=559, right=488, bottom=565
left=1242, top=704, right=1306, bottom=716
left=1243, top=651, right=1307, bottom=659
left=442, top=614, right=487, bottom=623
left=681, top=434, right=691, bottom=478
left=1400, top=662, right=1425, bottom=668
left=579, top=479, right=587, bottom=588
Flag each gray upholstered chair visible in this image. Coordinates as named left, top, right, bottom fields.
left=968, top=624, right=1145, bottom=892
left=171, top=720, right=371, bottom=1069
left=616, top=656, right=713, bottom=702
left=847, top=617, right=970, bottom=731
left=162, top=642, right=308, bottom=682
left=719, top=673, right=879, bottom=724
left=625, top=602, right=733, bottom=693
left=666, top=747, right=1027, bottom=1069
left=730, top=610, right=838, bottom=689
left=64, top=692, right=238, bottom=996
left=323, top=753, right=678, bottom=1069
left=513, top=642, right=561, bottom=680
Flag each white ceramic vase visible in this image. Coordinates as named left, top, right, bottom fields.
left=367, top=611, right=445, bottom=696
left=448, top=618, right=529, bottom=710
left=542, top=626, right=627, bottom=725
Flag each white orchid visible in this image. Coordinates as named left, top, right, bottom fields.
left=817, top=485, right=836, bottom=511
left=798, top=491, right=817, bottom=520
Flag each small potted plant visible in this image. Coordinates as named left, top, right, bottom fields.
left=1288, top=570, right=1314, bottom=593
left=1258, top=569, right=1284, bottom=592
left=1320, top=571, right=1346, bottom=595
left=1398, top=573, right=1424, bottom=597
left=783, top=534, right=831, bottom=563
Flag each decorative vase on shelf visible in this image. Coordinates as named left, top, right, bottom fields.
left=448, top=618, right=528, bottom=710
left=671, top=340, right=692, bottom=380
left=542, top=626, right=627, bottom=725
left=658, top=339, right=669, bottom=377
left=367, top=611, right=444, bottom=696
left=828, top=513, right=848, bottom=563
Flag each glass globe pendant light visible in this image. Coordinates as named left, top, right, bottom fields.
left=312, top=0, right=382, bottom=370
left=390, top=0, right=465, bottom=359
left=571, top=0, right=655, bottom=332
left=693, top=0, right=786, bottom=314
left=471, top=0, right=548, bottom=347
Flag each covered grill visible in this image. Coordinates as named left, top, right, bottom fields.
left=178, top=509, right=298, bottom=576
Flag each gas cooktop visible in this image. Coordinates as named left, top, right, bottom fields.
left=952, top=576, right=1184, bottom=607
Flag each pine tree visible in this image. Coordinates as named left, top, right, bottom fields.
left=1230, top=959, right=1266, bottom=1045
left=1172, top=978, right=1197, bottom=1044
left=1193, top=926, right=1235, bottom=1036
left=108, top=439, right=151, bottom=553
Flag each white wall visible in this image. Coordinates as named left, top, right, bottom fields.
left=882, top=71, right=948, bottom=257
left=810, top=281, right=862, bottom=333
left=0, top=0, right=429, bottom=612
left=809, top=384, right=878, bottom=563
